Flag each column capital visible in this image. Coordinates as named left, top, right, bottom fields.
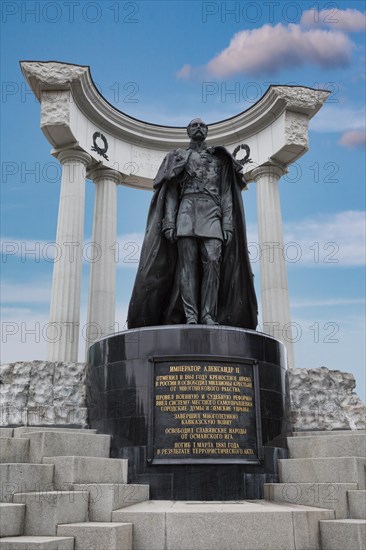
left=56, top=149, right=92, bottom=167
left=251, top=162, right=288, bottom=182
left=88, top=167, right=124, bottom=185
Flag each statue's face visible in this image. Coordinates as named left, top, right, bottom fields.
left=187, top=118, right=208, bottom=141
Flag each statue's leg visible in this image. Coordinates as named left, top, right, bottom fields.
left=177, top=237, right=199, bottom=324
left=200, top=238, right=222, bottom=324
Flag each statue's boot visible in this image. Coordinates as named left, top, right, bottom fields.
left=181, top=277, right=199, bottom=323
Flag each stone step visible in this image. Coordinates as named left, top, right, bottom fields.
left=264, top=482, right=358, bottom=519
left=112, top=500, right=334, bottom=550
left=288, top=433, right=366, bottom=458
left=279, top=457, right=366, bottom=488
left=71, top=483, right=150, bottom=521
left=0, top=464, right=54, bottom=502
left=13, top=427, right=97, bottom=437
left=0, top=536, right=74, bottom=549
left=13, top=491, right=88, bottom=536
left=57, top=522, right=132, bottom=550
left=0, top=428, right=14, bottom=437
left=320, top=519, right=366, bottom=550
left=21, top=431, right=110, bottom=463
left=0, top=503, right=25, bottom=537
left=0, top=438, right=29, bottom=463
left=292, top=430, right=366, bottom=437
left=43, top=456, right=128, bottom=485
left=348, top=490, right=366, bottom=519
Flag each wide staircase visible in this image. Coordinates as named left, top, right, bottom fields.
left=0, top=427, right=149, bottom=549
left=0, top=427, right=365, bottom=549
left=265, top=430, right=366, bottom=550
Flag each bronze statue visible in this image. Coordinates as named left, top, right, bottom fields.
left=127, top=118, right=257, bottom=329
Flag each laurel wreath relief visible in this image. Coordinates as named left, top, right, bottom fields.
left=91, top=132, right=109, bottom=161
left=232, top=144, right=252, bottom=166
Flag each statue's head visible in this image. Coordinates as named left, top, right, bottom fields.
left=187, top=118, right=208, bottom=141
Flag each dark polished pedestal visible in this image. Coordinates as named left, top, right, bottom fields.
left=87, top=326, right=289, bottom=500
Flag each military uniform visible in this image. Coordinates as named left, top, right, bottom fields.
left=162, top=143, right=233, bottom=324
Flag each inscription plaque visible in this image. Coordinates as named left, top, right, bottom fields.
left=148, top=355, right=262, bottom=464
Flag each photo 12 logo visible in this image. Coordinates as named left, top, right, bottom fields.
left=201, top=2, right=340, bottom=24
left=1, top=2, right=140, bottom=24
left=201, top=81, right=339, bottom=105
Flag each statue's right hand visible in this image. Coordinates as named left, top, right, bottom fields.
left=164, top=228, right=177, bottom=243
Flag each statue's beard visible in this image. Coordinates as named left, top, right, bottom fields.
left=192, top=131, right=205, bottom=142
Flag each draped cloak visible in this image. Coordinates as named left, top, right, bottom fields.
left=127, top=145, right=258, bottom=329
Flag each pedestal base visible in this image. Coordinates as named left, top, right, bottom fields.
left=87, top=326, right=289, bottom=500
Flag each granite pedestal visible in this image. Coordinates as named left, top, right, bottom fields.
left=86, top=326, right=289, bottom=500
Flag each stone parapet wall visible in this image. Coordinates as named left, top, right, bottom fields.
left=289, top=367, right=366, bottom=431
left=1, top=362, right=365, bottom=432
left=0, top=360, right=88, bottom=427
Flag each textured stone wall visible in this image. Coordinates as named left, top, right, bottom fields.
left=1, top=362, right=365, bottom=432
left=0, top=361, right=87, bottom=427
left=289, top=367, right=366, bottom=431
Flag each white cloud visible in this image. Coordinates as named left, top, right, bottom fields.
left=0, top=234, right=145, bottom=271
left=1, top=307, right=33, bottom=316
left=2, top=281, right=51, bottom=303
left=291, top=311, right=365, bottom=400
left=338, top=130, right=366, bottom=148
left=301, top=8, right=366, bottom=32
left=2, top=211, right=364, bottom=286
left=291, top=298, right=366, bottom=308
left=0, top=302, right=130, bottom=365
left=0, top=307, right=49, bottom=363
left=310, top=105, right=365, bottom=133
left=284, top=211, right=365, bottom=268
left=176, top=64, right=192, bottom=79
left=1, top=239, right=58, bottom=260
left=115, top=232, right=144, bottom=269
left=120, top=99, right=264, bottom=126
left=247, top=211, right=365, bottom=268
left=178, top=23, right=354, bottom=78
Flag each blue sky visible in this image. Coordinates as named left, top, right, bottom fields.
left=1, top=1, right=365, bottom=399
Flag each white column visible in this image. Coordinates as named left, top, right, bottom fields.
left=252, top=162, right=295, bottom=368
left=85, top=168, right=121, bottom=352
left=46, top=150, right=91, bottom=362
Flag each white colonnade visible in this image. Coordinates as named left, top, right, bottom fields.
left=253, top=162, right=294, bottom=369
left=47, top=149, right=91, bottom=362
left=47, top=156, right=122, bottom=361
left=21, top=61, right=330, bottom=366
left=86, top=168, right=122, bottom=348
